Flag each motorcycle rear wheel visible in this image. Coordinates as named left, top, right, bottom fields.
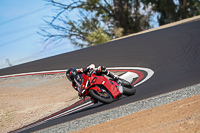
left=123, top=86, right=136, bottom=96
left=89, top=89, right=114, bottom=104
left=120, top=79, right=136, bottom=96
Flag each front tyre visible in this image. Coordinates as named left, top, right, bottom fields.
left=89, top=89, right=113, bottom=104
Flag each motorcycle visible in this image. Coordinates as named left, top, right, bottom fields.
left=74, top=69, right=136, bottom=104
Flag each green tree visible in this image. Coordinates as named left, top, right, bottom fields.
left=88, top=27, right=111, bottom=46
left=39, top=0, right=152, bottom=48
left=142, top=0, right=200, bottom=26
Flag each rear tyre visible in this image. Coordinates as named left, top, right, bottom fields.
left=119, top=79, right=136, bottom=96
left=123, top=86, right=136, bottom=96
left=89, top=89, right=113, bottom=104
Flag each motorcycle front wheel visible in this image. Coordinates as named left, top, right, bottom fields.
left=89, top=89, right=114, bottom=104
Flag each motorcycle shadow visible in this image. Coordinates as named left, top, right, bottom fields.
left=66, top=95, right=129, bottom=117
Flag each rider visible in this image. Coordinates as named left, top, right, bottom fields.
left=66, top=64, right=119, bottom=102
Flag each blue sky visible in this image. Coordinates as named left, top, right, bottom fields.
left=0, top=0, right=79, bottom=69
left=0, top=0, right=159, bottom=69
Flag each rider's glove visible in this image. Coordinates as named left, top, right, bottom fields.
left=88, top=69, right=94, bottom=77
left=97, top=66, right=107, bottom=73
left=101, top=66, right=107, bottom=73
left=87, top=64, right=95, bottom=70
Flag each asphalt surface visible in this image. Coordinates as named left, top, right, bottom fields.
left=2, top=19, right=200, bottom=132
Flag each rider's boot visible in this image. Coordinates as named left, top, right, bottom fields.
left=106, top=71, right=119, bottom=80
left=122, top=81, right=132, bottom=87
left=112, top=75, right=131, bottom=87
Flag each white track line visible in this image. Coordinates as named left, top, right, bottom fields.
left=108, top=67, right=154, bottom=86
left=46, top=101, right=93, bottom=121
left=119, top=72, right=138, bottom=83
left=0, top=67, right=154, bottom=87
left=1, top=67, right=154, bottom=86
left=0, top=69, right=67, bottom=78
left=16, top=101, right=93, bottom=133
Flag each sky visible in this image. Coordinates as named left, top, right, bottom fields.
left=0, top=0, right=159, bottom=70
left=0, top=0, right=79, bottom=69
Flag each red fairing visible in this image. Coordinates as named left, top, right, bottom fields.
left=88, top=85, right=101, bottom=92
left=71, top=69, right=137, bottom=104
left=81, top=73, right=87, bottom=86
left=88, top=74, right=122, bottom=98
left=104, top=80, right=121, bottom=98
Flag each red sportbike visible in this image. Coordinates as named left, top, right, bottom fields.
left=74, top=70, right=136, bottom=104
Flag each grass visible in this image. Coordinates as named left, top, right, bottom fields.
left=0, top=111, right=15, bottom=127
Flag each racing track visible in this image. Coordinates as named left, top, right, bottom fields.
left=1, top=18, right=200, bottom=132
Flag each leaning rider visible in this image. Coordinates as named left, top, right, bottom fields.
left=66, top=64, right=119, bottom=102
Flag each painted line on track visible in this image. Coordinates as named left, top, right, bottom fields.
left=0, top=69, right=67, bottom=78
left=0, top=67, right=154, bottom=85
left=108, top=67, right=154, bottom=86
left=12, top=101, right=94, bottom=133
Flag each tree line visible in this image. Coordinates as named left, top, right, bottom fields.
left=39, top=0, right=200, bottom=48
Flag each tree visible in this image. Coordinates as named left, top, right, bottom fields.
left=6, top=59, right=12, bottom=67
left=88, top=27, right=111, bottom=46
left=39, top=0, right=152, bottom=48
left=142, top=0, right=200, bottom=26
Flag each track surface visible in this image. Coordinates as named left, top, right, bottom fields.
left=1, top=19, right=200, bottom=132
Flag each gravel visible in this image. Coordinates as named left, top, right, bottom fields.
left=36, top=83, right=200, bottom=133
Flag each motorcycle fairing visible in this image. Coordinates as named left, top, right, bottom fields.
left=89, top=75, right=122, bottom=98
